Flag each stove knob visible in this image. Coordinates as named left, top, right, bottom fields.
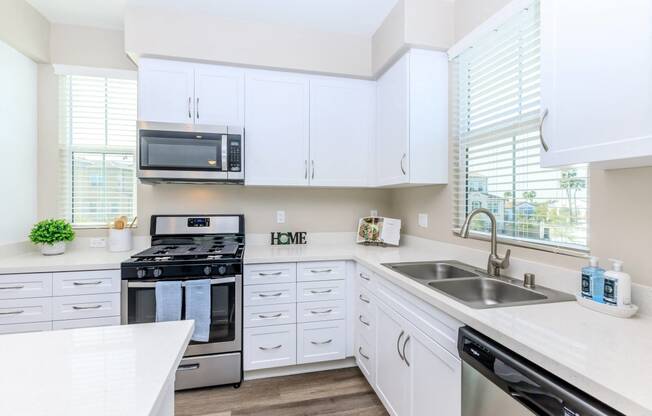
left=152, top=268, right=163, bottom=278
left=136, top=268, right=147, bottom=279
left=217, top=265, right=227, bottom=275
left=203, top=266, right=212, bottom=276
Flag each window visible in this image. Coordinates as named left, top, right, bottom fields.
left=451, top=0, right=588, bottom=252
left=58, top=71, right=137, bottom=227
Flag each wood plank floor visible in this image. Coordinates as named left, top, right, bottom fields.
left=175, top=367, right=388, bottom=416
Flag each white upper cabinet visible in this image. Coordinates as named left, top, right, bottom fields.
left=376, top=49, right=449, bottom=187
left=245, top=70, right=310, bottom=186
left=309, top=77, right=376, bottom=187
left=540, top=0, right=652, bottom=168
left=138, top=59, right=195, bottom=124
left=194, top=64, right=244, bottom=126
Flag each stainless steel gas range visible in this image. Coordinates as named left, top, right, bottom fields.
left=121, top=214, right=244, bottom=390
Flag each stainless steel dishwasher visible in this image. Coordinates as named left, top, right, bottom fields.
left=458, top=327, right=624, bottom=416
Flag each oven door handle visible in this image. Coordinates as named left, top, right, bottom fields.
left=126, top=277, right=236, bottom=288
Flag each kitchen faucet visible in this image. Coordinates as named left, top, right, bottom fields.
left=460, top=208, right=511, bottom=277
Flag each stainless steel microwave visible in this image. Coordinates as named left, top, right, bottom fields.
left=137, top=122, right=244, bottom=184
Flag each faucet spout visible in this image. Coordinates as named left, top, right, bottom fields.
left=459, top=208, right=511, bottom=276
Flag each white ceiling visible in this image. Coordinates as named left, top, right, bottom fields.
left=26, top=0, right=401, bottom=35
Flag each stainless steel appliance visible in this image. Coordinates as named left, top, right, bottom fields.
left=121, top=215, right=244, bottom=390
left=458, top=327, right=623, bottom=416
left=138, top=121, right=244, bottom=183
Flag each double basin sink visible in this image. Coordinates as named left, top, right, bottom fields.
left=382, top=261, right=574, bottom=309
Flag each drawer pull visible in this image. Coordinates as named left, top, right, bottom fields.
left=178, top=363, right=200, bottom=371
left=359, top=273, right=370, bottom=281
left=73, top=281, right=102, bottom=286
left=0, top=285, right=25, bottom=290
left=259, top=344, right=283, bottom=351
left=309, top=289, right=333, bottom=294
left=359, top=294, right=370, bottom=304
left=310, top=269, right=333, bottom=274
left=258, top=271, right=282, bottom=276
left=310, top=309, right=333, bottom=315
left=258, top=313, right=283, bottom=319
left=358, top=347, right=370, bottom=360
left=310, top=339, right=333, bottom=345
left=0, top=309, right=25, bottom=315
left=259, top=292, right=283, bottom=298
left=72, top=304, right=102, bottom=310
left=358, top=315, right=370, bottom=326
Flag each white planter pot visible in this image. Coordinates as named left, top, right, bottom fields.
left=40, top=241, right=66, bottom=256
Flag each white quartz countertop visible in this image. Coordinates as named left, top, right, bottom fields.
left=0, top=321, right=193, bottom=416
left=1, top=235, right=650, bottom=414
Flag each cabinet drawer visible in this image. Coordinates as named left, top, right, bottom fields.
left=297, top=280, right=346, bottom=302
left=244, top=263, right=296, bottom=285
left=244, top=324, right=296, bottom=370
left=53, top=270, right=120, bottom=296
left=244, top=303, right=296, bottom=328
left=356, top=305, right=376, bottom=344
left=297, top=299, right=346, bottom=323
left=0, top=321, right=52, bottom=335
left=355, top=334, right=375, bottom=384
left=356, top=287, right=376, bottom=320
left=0, top=273, right=52, bottom=299
left=297, top=261, right=346, bottom=282
left=356, top=264, right=375, bottom=290
left=244, top=283, right=296, bottom=306
left=52, top=316, right=120, bottom=330
left=52, top=293, right=120, bottom=321
left=0, top=297, right=52, bottom=325
left=297, top=320, right=346, bottom=364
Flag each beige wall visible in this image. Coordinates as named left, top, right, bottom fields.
left=454, top=0, right=512, bottom=41
left=50, top=24, right=135, bottom=70
left=124, top=6, right=371, bottom=78
left=0, top=0, right=50, bottom=62
left=372, top=0, right=406, bottom=75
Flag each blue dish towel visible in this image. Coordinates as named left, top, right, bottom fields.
left=185, top=279, right=212, bottom=342
left=155, top=281, right=182, bottom=322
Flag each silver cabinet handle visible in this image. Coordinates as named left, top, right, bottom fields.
left=196, top=97, right=200, bottom=120
left=178, top=363, right=200, bottom=371
left=258, top=313, right=283, bottom=319
left=358, top=347, right=370, bottom=360
left=359, top=272, right=370, bottom=281
left=72, top=304, right=102, bottom=310
left=0, top=285, right=25, bottom=290
left=304, top=160, right=308, bottom=179
left=259, top=344, right=282, bottom=351
left=310, top=269, right=333, bottom=274
left=310, top=339, right=333, bottom=345
left=259, top=292, right=283, bottom=298
left=310, top=309, right=333, bottom=315
left=358, top=315, right=370, bottom=326
left=539, top=108, right=549, bottom=152
left=0, top=309, right=24, bottom=315
left=258, top=271, right=282, bottom=277
left=359, top=294, right=370, bottom=304
left=402, top=335, right=411, bottom=367
left=400, top=153, right=407, bottom=175
left=73, top=281, right=102, bottom=286
left=310, top=289, right=333, bottom=294
left=311, top=160, right=315, bottom=180
left=188, top=97, right=192, bottom=119
left=397, top=330, right=405, bottom=361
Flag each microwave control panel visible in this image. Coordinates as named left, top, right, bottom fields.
left=228, top=135, right=242, bottom=172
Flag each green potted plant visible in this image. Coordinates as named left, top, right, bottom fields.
left=29, top=219, right=75, bottom=255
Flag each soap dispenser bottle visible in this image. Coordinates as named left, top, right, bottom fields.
left=581, top=256, right=604, bottom=301
left=603, top=259, right=632, bottom=306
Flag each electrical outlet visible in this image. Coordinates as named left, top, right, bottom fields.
left=418, top=213, right=429, bottom=228
left=276, top=210, right=286, bottom=224
left=90, top=237, right=106, bottom=248
left=370, top=209, right=378, bottom=217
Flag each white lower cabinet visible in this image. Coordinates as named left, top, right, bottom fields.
left=244, top=324, right=297, bottom=370
left=51, top=293, right=120, bottom=321
left=0, top=297, right=52, bottom=325
left=297, top=299, right=346, bottom=323
left=52, top=316, right=120, bottom=330
left=0, top=321, right=51, bottom=335
left=297, top=320, right=346, bottom=364
left=355, top=333, right=375, bottom=384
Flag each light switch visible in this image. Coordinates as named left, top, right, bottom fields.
left=418, top=213, right=429, bottom=228
left=90, top=238, right=106, bottom=248
left=276, top=210, right=286, bottom=224
left=370, top=209, right=378, bottom=217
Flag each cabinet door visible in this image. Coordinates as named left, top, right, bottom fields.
left=376, top=54, right=410, bottom=186
left=540, top=0, right=652, bottom=168
left=309, top=77, right=375, bottom=186
left=138, top=58, right=195, bottom=124
left=375, top=302, right=410, bottom=416
left=194, top=64, right=244, bottom=126
left=245, top=70, right=310, bottom=186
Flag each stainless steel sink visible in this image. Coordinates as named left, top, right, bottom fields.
left=382, top=261, right=575, bottom=309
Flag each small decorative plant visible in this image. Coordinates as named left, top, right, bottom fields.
left=29, top=219, right=75, bottom=255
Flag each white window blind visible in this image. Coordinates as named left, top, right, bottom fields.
left=59, top=74, right=137, bottom=227
left=452, top=0, right=589, bottom=252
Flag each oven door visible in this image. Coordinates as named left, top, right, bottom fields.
left=121, top=276, right=241, bottom=356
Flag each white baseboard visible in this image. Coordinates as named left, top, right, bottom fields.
left=243, top=357, right=358, bottom=381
